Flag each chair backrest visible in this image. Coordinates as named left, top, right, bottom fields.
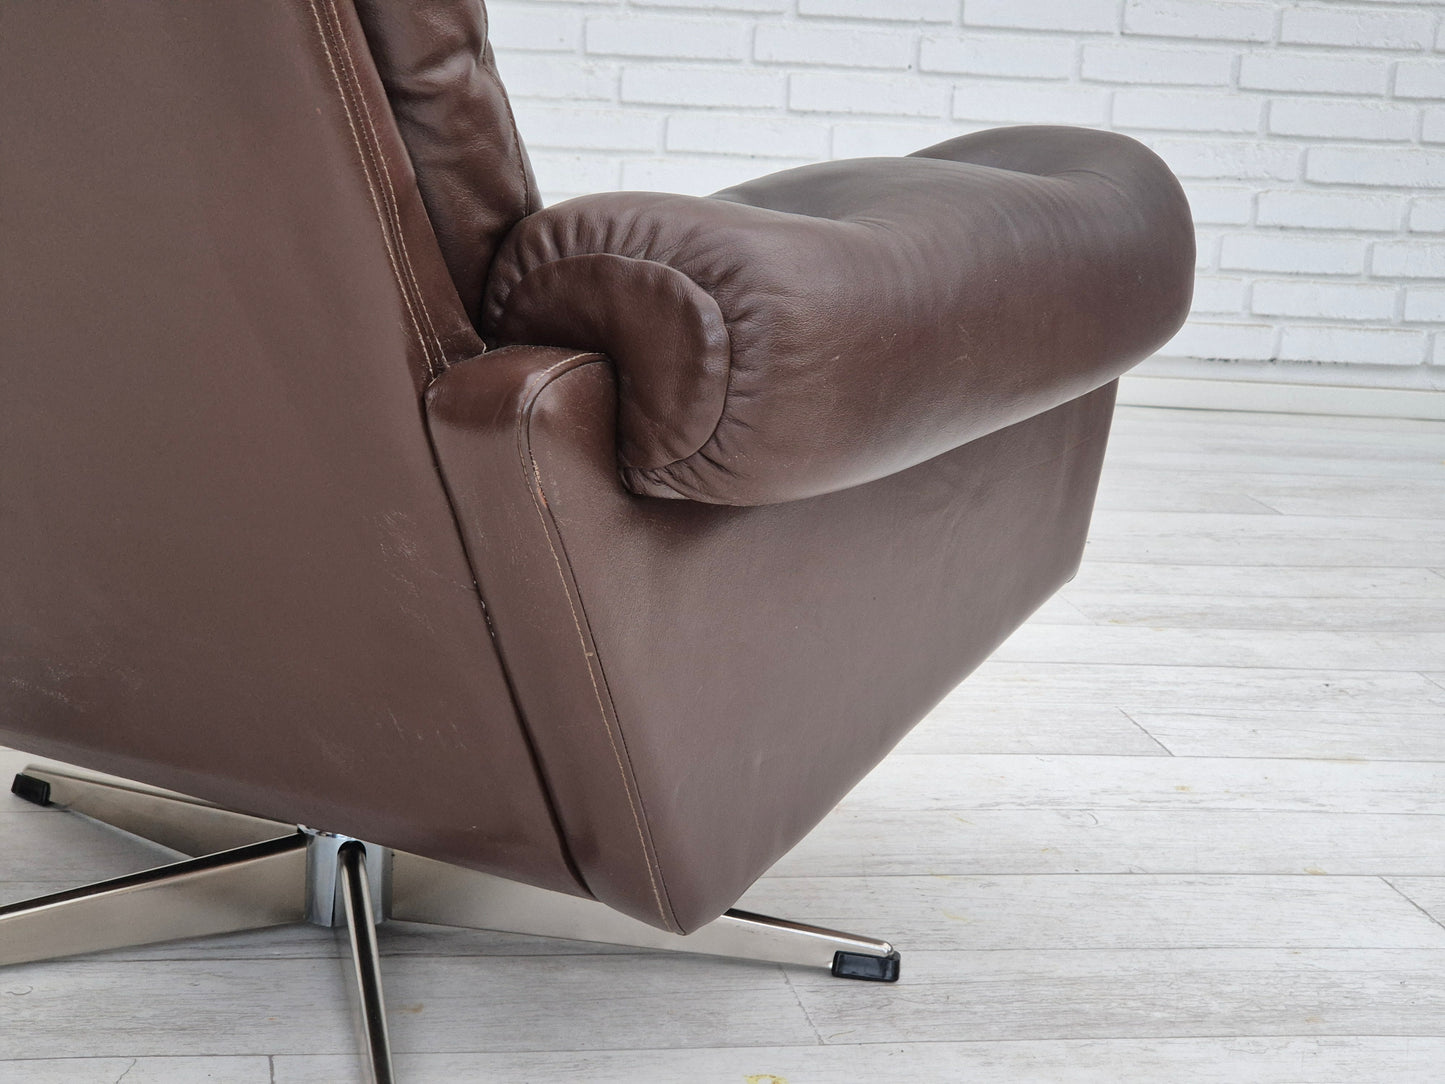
left=0, top=1, right=579, bottom=894
left=354, top=0, right=541, bottom=325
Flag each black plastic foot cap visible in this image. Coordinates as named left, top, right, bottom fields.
left=10, top=773, right=51, bottom=806
left=831, top=950, right=901, bottom=983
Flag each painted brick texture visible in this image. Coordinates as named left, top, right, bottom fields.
left=489, top=1, right=1445, bottom=387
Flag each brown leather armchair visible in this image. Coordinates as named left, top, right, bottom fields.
left=0, top=2, right=1193, bottom=1078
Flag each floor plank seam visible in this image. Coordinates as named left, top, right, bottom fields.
left=778, top=965, right=827, bottom=1047
left=1379, top=877, right=1445, bottom=936
left=1116, top=710, right=1177, bottom=756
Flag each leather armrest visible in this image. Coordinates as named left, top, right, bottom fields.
left=483, top=125, right=1194, bottom=506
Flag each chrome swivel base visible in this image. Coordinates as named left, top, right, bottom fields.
left=2, top=766, right=900, bottom=1083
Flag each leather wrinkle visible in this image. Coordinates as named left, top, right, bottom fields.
left=513, top=355, right=676, bottom=929
left=307, top=0, right=442, bottom=376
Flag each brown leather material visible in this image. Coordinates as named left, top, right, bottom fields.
left=0, top=1, right=580, bottom=896
left=5, top=0, right=1182, bottom=942
left=427, top=346, right=1117, bottom=932
left=497, top=255, right=733, bottom=469
left=354, top=0, right=539, bottom=328
left=484, top=126, right=1193, bottom=506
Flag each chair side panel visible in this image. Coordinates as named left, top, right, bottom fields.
left=429, top=348, right=1115, bottom=931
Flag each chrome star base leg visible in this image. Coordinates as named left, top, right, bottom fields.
left=0, top=833, right=309, bottom=966
left=339, top=840, right=396, bottom=1084
left=5, top=764, right=901, bottom=1082
left=5, top=767, right=397, bottom=1083
left=389, top=850, right=901, bottom=980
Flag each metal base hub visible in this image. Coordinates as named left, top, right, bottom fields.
left=2, top=766, right=901, bottom=1083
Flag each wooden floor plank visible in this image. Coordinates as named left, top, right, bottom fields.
left=772, top=809, right=1445, bottom=877
left=1083, top=511, right=1445, bottom=567
left=268, top=1037, right=1445, bottom=1084
left=894, top=696, right=1170, bottom=757
left=1057, top=592, right=1445, bottom=632
left=0, top=1058, right=273, bottom=1084
left=1065, top=562, right=1445, bottom=598
left=1242, top=477, right=1445, bottom=519
left=1131, top=709, right=1445, bottom=761
left=1095, top=471, right=1281, bottom=514
left=1091, top=510, right=1445, bottom=543
left=0, top=956, right=817, bottom=1060
left=789, top=948, right=1445, bottom=1043
left=1113, top=405, right=1445, bottom=438
left=1097, top=468, right=1445, bottom=518
left=1098, top=446, right=1444, bottom=483
left=844, top=754, right=1445, bottom=814
left=734, top=873, right=1445, bottom=951
left=1104, top=425, right=1445, bottom=478
left=954, top=660, right=1445, bottom=715
left=1103, top=416, right=1445, bottom=450
left=995, top=624, right=1445, bottom=671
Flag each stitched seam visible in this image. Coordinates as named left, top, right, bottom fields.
left=516, top=354, right=672, bottom=928
left=320, top=0, right=443, bottom=372
left=520, top=358, right=672, bottom=927
left=421, top=386, right=591, bottom=895
left=309, top=0, right=429, bottom=370
left=327, top=0, right=446, bottom=368
left=307, top=0, right=437, bottom=377
left=499, top=253, right=736, bottom=475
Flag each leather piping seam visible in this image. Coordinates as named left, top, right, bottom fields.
left=514, top=354, right=676, bottom=930
left=307, top=0, right=443, bottom=378
left=494, top=251, right=736, bottom=479
left=421, top=369, right=591, bottom=896
left=326, top=0, right=446, bottom=367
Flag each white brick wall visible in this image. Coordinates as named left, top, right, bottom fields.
left=489, top=0, right=1445, bottom=390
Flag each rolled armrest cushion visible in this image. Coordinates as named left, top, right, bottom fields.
left=483, top=126, right=1194, bottom=505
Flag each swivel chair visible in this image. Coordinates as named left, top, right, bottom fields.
left=0, top=2, right=1194, bottom=1079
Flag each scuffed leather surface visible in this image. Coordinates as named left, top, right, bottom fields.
left=1, top=1, right=579, bottom=896
left=355, top=0, right=539, bottom=326
left=428, top=346, right=1117, bottom=931
left=484, top=126, right=1193, bottom=505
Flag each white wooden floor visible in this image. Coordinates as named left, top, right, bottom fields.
left=2, top=406, right=1443, bottom=1084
